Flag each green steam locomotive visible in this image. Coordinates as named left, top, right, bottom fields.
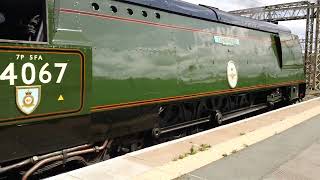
left=0, top=0, right=305, bottom=178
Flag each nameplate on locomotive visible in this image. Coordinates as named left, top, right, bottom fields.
left=213, top=35, right=240, bottom=46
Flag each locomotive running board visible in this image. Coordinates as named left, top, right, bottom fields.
left=158, top=117, right=211, bottom=135
left=155, top=104, right=268, bottom=137
left=221, top=104, right=269, bottom=122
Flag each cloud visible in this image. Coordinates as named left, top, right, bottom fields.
left=280, top=20, right=306, bottom=37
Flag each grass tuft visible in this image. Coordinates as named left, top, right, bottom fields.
left=190, top=145, right=198, bottom=155
left=172, top=144, right=212, bottom=161
left=239, top=132, right=246, bottom=136
left=222, top=153, right=228, bottom=157
left=178, top=154, right=185, bottom=159
left=199, top=144, right=211, bottom=151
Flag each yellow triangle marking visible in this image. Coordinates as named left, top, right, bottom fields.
left=58, top=95, right=64, bottom=101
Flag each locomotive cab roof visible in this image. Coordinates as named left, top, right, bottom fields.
left=118, top=0, right=291, bottom=34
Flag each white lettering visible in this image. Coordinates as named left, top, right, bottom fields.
left=0, top=63, right=18, bottom=85
left=21, top=63, right=36, bottom=85
left=0, top=63, right=68, bottom=85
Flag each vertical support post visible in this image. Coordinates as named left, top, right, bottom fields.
left=306, top=6, right=315, bottom=89
left=314, top=1, right=320, bottom=90
left=305, top=6, right=311, bottom=88
left=314, top=7, right=318, bottom=89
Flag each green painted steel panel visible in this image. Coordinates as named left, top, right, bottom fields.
left=0, top=48, right=84, bottom=122
left=53, top=0, right=302, bottom=108
left=0, top=0, right=305, bottom=122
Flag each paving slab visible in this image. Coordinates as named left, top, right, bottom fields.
left=181, top=114, right=320, bottom=180
left=263, top=139, right=320, bottom=180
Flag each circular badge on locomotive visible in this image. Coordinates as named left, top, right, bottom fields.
left=227, top=61, right=238, bottom=88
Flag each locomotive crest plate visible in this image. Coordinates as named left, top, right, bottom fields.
left=227, top=61, right=238, bottom=88
left=16, top=85, right=41, bottom=115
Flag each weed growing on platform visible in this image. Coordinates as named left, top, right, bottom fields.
left=222, top=153, right=228, bottom=157
left=178, top=154, right=186, bottom=159
left=199, top=144, right=211, bottom=151
left=239, top=132, right=246, bottom=136
left=231, top=149, right=237, bottom=154
left=172, top=144, right=211, bottom=161
left=190, top=145, right=198, bottom=155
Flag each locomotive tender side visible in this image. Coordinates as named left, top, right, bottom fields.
left=0, top=0, right=305, bottom=177
left=63, top=0, right=303, bottom=136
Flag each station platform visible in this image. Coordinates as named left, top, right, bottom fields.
left=49, top=97, right=320, bottom=180
left=180, top=110, right=320, bottom=180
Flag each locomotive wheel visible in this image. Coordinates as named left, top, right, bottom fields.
left=215, top=110, right=223, bottom=125
left=158, top=104, right=185, bottom=127
left=196, top=99, right=212, bottom=119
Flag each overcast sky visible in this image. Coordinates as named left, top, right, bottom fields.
left=181, top=0, right=315, bottom=39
